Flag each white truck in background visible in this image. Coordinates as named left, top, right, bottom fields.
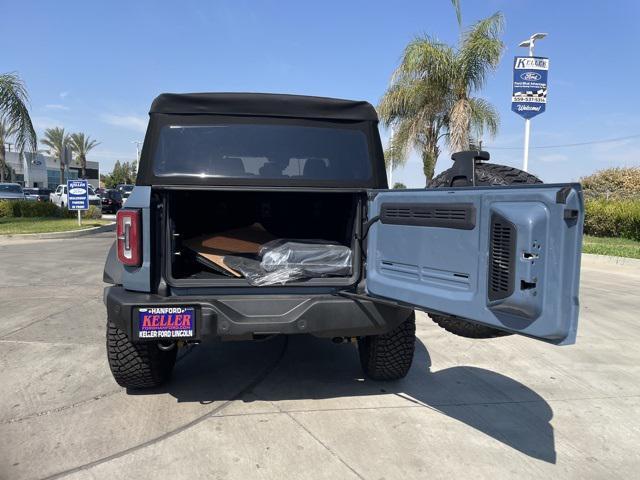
left=50, top=184, right=101, bottom=208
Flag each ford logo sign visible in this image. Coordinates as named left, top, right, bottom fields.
left=521, top=72, right=542, bottom=81
left=69, top=187, right=86, bottom=195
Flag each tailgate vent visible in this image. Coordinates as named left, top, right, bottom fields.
left=380, top=203, right=475, bottom=230
left=488, top=214, right=516, bottom=301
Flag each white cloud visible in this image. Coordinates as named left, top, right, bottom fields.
left=101, top=114, right=147, bottom=133
left=59, top=91, right=69, bottom=98
left=45, top=104, right=69, bottom=111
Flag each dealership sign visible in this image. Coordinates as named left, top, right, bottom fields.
left=67, top=179, right=89, bottom=210
left=511, top=56, right=549, bottom=119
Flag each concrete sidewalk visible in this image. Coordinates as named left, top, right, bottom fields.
left=0, top=235, right=638, bottom=479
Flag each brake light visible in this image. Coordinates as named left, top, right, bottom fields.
left=116, top=209, right=141, bottom=266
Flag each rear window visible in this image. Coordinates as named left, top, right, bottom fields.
left=152, top=123, right=371, bottom=181
left=0, top=184, right=23, bottom=193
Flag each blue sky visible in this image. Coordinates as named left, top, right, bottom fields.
left=3, top=0, right=639, bottom=186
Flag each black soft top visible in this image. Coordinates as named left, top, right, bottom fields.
left=149, top=92, right=379, bottom=122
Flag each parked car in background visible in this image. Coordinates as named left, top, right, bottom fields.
left=101, top=189, right=123, bottom=213
left=95, top=187, right=107, bottom=198
left=23, top=187, right=52, bottom=202
left=50, top=184, right=102, bottom=208
left=0, top=183, right=25, bottom=201
left=116, top=184, right=134, bottom=204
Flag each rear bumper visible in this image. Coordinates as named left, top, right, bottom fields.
left=104, top=286, right=411, bottom=341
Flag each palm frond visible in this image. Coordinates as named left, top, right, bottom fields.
left=396, top=36, right=455, bottom=85
left=0, top=73, right=37, bottom=153
left=458, top=12, right=505, bottom=92
left=378, top=81, right=421, bottom=126
left=469, top=97, right=499, bottom=140
left=384, top=118, right=417, bottom=169
left=69, top=132, right=100, bottom=156
left=40, top=127, right=69, bottom=161
left=0, top=117, right=18, bottom=143
left=450, top=0, right=462, bottom=27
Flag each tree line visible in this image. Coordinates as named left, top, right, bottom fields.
left=100, top=160, right=137, bottom=188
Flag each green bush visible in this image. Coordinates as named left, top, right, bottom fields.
left=581, top=167, right=640, bottom=200
left=584, top=199, right=640, bottom=241
left=13, top=201, right=62, bottom=218
left=0, top=200, right=66, bottom=219
left=0, top=200, right=14, bottom=218
left=83, top=205, right=102, bottom=219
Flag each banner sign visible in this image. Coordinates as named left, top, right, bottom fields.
left=511, top=56, right=549, bottom=119
left=67, top=179, right=89, bottom=211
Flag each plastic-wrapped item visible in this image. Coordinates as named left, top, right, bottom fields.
left=223, top=239, right=352, bottom=286
left=260, top=240, right=352, bottom=276
left=223, top=256, right=307, bottom=286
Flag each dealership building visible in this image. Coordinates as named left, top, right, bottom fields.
left=3, top=150, right=99, bottom=189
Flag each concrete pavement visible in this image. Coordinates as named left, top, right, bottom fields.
left=0, top=234, right=638, bottom=479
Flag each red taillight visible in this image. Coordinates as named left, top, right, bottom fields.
left=116, top=209, right=141, bottom=266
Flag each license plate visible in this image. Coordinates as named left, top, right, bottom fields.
left=136, top=306, right=196, bottom=340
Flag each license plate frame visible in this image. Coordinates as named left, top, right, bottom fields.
left=134, top=306, right=197, bottom=341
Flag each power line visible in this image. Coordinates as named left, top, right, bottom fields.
left=485, top=133, right=640, bottom=150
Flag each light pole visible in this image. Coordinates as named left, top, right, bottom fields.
left=518, top=32, right=547, bottom=172
left=131, top=140, right=142, bottom=172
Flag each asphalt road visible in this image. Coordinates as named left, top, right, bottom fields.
left=1, top=233, right=639, bottom=480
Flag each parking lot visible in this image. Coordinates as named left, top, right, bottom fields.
left=1, top=233, right=639, bottom=480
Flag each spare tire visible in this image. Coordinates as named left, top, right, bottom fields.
left=427, top=162, right=542, bottom=339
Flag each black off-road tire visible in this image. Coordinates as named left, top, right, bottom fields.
left=430, top=162, right=542, bottom=189
left=427, top=162, right=542, bottom=339
left=358, top=313, right=416, bottom=380
left=107, top=321, right=177, bottom=389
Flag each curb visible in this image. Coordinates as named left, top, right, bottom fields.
left=1, top=222, right=115, bottom=240
left=582, top=253, right=640, bottom=267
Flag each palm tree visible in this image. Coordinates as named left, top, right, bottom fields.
left=379, top=54, right=452, bottom=180
left=41, top=127, right=69, bottom=185
left=378, top=12, right=503, bottom=182
left=69, top=133, right=100, bottom=179
left=0, top=119, right=17, bottom=182
left=0, top=73, right=37, bottom=182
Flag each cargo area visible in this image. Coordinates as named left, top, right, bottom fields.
left=164, top=190, right=362, bottom=286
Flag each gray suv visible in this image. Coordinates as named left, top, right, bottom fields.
left=103, top=93, right=584, bottom=389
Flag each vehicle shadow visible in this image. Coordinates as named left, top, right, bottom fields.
left=151, top=334, right=556, bottom=463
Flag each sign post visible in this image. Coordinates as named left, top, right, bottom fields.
left=67, top=179, right=89, bottom=227
left=511, top=55, right=549, bottom=172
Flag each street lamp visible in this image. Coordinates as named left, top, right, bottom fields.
left=518, top=32, right=547, bottom=172
left=131, top=140, right=143, bottom=171
left=518, top=32, right=548, bottom=55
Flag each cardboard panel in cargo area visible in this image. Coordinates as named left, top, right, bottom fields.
left=182, top=223, right=275, bottom=277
